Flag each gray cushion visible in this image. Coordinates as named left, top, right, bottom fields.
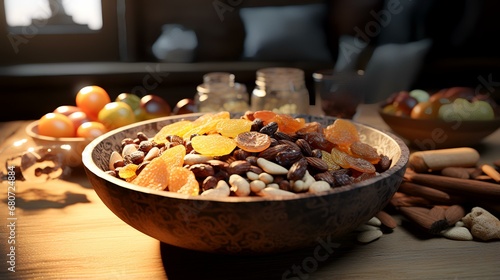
left=240, top=3, right=332, bottom=62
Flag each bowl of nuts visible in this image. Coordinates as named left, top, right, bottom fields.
left=380, top=87, right=500, bottom=150
left=82, top=111, right=409, bottom=254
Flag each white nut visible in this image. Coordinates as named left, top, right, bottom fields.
left=267, top=183, right=280, bottom=189
left=440, top=226, right=473, bottom=241
left=258, top=172, right=274, bottom=184
left=246, top=171, right=260, bottom=181
left=249, top=180, right=266, bottom=193
left=257, top=158, right=288, bottom=175
left=144, top=147, right=160, bottom=161
left=183, top=154, right=213, bottom=165
left=366, top=217, right=382, bottom=227
left=256, top=187, right=297, bottom=197
left=308, top=181, right=330, bottom=193
left=229, top=174, right=250, bottom=197
left=122, top=144, right=138, bottom=158
left=291, top=180, right=306, bottom=192
left=303, top=171, right=316, bottom=187
left=109, top=151, right=123, bottom=171
left=357, top=229, right=383, bottom=243
left=201, top=181, right=230, bottom=197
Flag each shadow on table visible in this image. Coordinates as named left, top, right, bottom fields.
left=159, top=233, right=362, bottom=280
left=7, top=188, right=90, bottom=210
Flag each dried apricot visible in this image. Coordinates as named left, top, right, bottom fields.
left=131, top=158, right=169, bottom=190
left=253, top=110, right=277, bottom=123
left=153, top=120, right=193, bottom=144
left=118, top=163, right=138, bottom=181
left=324, top=119, right=360, bottom=146
left=216, top=119, right=252, bottom=138
left=331, top=147, right=376, bottom=173
left=191, top=134, right=236, bottom=156
left=235, top=131, right=272, bottom=152
left=271, top=114, right=305, bottom=134
left=350, top=141, right=381, bottom=164
left=297, top=121, right=322, bottom=134
left=168, top=167, right=199, bottom=196
left=345, top=156, right=376, bottom=173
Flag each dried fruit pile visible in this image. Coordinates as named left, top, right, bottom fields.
left=105, top=111, right=392, bottom=198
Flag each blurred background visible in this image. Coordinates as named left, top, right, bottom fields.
left=1, top=0, right=499, bottom=121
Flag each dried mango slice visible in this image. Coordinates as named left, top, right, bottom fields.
left=324, top=119, right=360, bottom=146
left=183, top=119, right=222, bottom=139
left=192, top=111, right=230, bottom=126
left=158, top=145, right=186, bottom=169
left=191, top=134, right=236, bottom=156
left=131, top=158, right=169, bottom=191
left=168, top=166, right=199, bottom=196
left=270, top=114, right=305, bottom=134
left=216, top=119, right=252, bottom=138
left=153, top=120, right=193, bottom=144
left=253, top=110, right=277, bottom=124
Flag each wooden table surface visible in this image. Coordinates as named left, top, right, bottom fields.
left=1, top=104, right=499, bottom=280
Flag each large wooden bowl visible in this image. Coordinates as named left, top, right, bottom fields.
left=82, top=114, right=409, bottom=255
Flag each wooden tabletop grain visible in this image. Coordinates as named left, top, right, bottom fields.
left=1, top=104, right=499, bottom=280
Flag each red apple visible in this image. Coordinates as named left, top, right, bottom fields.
left=140, top=95, right=171, bottom=120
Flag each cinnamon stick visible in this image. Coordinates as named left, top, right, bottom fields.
left=398, top=181, right=456, bottom=204
left=404, top=171, right=500, bottom=200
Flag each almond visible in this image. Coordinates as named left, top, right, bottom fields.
left=375, top=210, right=397, bottom=229
left=305, top=157, right=329, bottom=172
left=445, top=204, right=466, bottom=226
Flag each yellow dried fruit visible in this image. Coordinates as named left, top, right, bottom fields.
left=191, top=134, right=236, bottom=156
left=131, top=158, right=169, bottom=190
left=118, top=163, right=138, bottom=181
left=216, top=119, right=252, bottom=138
left=153, top=120, right=194, bottom=144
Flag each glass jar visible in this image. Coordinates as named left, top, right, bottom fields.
left=195, top=72, right=249, bottom=113
left=251, top=67, right=309, bottom=114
